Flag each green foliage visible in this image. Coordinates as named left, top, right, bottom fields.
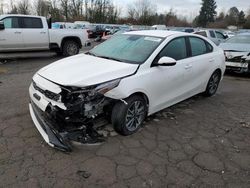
left=197, top=0, right=217, bottom=27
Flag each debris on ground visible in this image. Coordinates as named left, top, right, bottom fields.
left=77, top=170, right=91, bottom=179
left=240, top=121, right=250, bottom=128
left=96, top=125, right=118, bottom=137
left=153, top=118, right=160, bottom=122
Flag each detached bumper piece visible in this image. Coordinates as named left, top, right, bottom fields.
left=29, top=102, right=72, bottom=152
left=29, top=102, right=104, bottom=152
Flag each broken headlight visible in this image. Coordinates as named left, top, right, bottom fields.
left=63, top=79, right=121, bottom=103
left=94, top=79, right=121, bottom=95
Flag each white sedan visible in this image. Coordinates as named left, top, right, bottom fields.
left=29, top=30, right=225, bottom=151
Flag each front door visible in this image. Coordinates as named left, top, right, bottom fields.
left=148, top=37, right=193, bottom=112
left=0, top=17, right=24, bottom=52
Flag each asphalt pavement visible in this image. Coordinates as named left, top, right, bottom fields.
left=0, top=54, right=250, bottom=187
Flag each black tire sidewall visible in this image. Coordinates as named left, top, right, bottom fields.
left=111, top=95, right=147, bottom=135
left=62, top=40, right=79, bottom=56
left=205, top=71, right=221, bottom=97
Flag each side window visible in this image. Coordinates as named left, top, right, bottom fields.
left=195, top=31, right=207, bottom=37
left=2, top=17, right=20, bottom=28
left=209, top=30, right=216, bottom=38
left=207, top=42, right=213, bottom=52
left=215, top=31, right=224, bottom=39
left=189, top=37, right=208, bottom=56
left=22, top=18, right=43, bottom=28
left=157, top=37, right=187, bottom=61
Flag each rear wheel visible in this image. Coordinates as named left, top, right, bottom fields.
left=62, top=40, right=79, bottom=57
left=204, top=70, right=221, bottom=97
left=111, top=95, right=147, bottom=135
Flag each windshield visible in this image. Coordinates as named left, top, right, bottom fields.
left=225, top=35, right=250, bottom=44
left=89, top=34, right=163, bottom=64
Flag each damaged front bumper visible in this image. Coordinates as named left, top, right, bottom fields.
left=29, top=102, right=72, bottom=151
left=29, top=74, right=112, bottom=151
left=225, top=51, right=250, bottom=72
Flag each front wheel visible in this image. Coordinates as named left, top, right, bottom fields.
left=204, top=70, right=221, bottom=97
left=62, top=40, right=79, bottom=57
left=111, top=95, right=147, bottom=136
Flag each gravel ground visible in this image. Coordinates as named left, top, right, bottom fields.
left=0, top=54, right=250, bottom=187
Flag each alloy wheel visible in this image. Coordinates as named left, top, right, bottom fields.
left=125, top=101, right=145, bottom=132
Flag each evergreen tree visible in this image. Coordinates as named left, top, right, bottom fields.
left=197, top=0, right=217, bottom=27
left=238, top=10, right=246, bottom=26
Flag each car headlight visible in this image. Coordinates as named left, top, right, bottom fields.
left=65, top=79, right=121, bottom=101
left=94, top=79, right=121, bottom=95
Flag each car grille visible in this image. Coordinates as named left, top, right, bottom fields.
left=226, top=56, right=245, bottom=63
left=33, top=81, right=60, bottom=101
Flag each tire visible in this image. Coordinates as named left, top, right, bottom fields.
left=62, top=40, right=79, bottom=57
left=111, top=95, right=147, bottom=136
left=204, top=70, right=221, bottom=97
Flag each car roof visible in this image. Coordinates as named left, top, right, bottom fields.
left=0, top=14, right=44, bottom=19
left=123, top=30, right=185, bottom=38
left=238, top=32, right=250, bottom=36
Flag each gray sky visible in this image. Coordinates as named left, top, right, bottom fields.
left=2, top=0, right=250, bottom=21
left=114, top=0, right=250, bottom=21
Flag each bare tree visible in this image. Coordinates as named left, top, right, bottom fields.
left=17, top=0, right=30, bottom=14
left=35, top=0, right=50, bottom=16
left=127, top=0, right=156, bottom=25
left=0, top=0, right=4, bottom=14
left=60, top=0, right=69, bottom=20
left=69, top=0, right=83, bottom=19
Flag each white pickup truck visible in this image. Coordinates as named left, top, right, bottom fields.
left=0, top=14, right=89, bottom=56
left=194, top=30, right=228, bottom=46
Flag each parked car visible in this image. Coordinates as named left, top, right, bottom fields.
left=0, top=14, right=89, bottom=56
left=29, top=30, right=225, bottom=151
left=194, top=29, right=228, bottom=45
left=223, top=30, right=235, bottom=38
left=74, top=21, right=91, bottom=29
left=87, top=25, right=107, bottom=38
left=183, top=28, right=195, bottom=33
left=219, top=33, right=250, bottom=73
left=151, top=25, right=167, bottom=30
left=52, top=22, right=76, bottom=29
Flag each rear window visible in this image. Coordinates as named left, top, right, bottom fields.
left=195, top=31, right=207, bottom=37
left=189, top=37, right=212, bottom=56
left=22, top=17, right=43, bottom=28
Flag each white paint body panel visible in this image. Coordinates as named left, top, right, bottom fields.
left=37, top=54, right=138, bottom=86
left=30, top=31, right=225, bottom=116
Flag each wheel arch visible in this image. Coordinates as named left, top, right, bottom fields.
left=61, top=36, right=82, bottom=49
left=127, top=92, right=149, bottom=106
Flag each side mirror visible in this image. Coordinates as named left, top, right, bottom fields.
left=157, top=56, right=177, bottom=66
left=0, top=21, right=5, bottom=30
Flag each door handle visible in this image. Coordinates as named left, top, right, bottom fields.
left=40, top=32, right=46, bottom=34
left=14, top=31, right=21, bottom=34
left=185, top=64, right=192, bottom=69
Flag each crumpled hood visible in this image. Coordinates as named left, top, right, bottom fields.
left=219, top=43, right=250, bottom=52
left=38, top=54, right=138, bottom=87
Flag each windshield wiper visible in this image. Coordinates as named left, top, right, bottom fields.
left=96, top=55, right=123, bottom=62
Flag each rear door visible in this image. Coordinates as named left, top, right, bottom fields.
left=21, top=17, right=49, bottom=50
left=186, top=36, right=214, bottom=92
left=0, top=16, right=24, bottom=52
left=208, top=30, right=219, bottom=45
